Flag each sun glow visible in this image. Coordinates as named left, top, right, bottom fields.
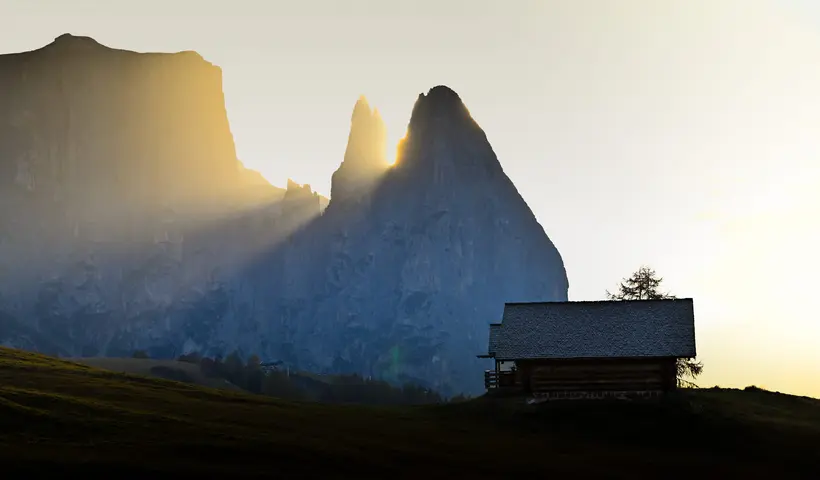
left=386, top=129, right=407, bottom=166
left=381, top=110, right=408, bottom=167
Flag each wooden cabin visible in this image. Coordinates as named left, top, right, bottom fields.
left=477, top=299, right=696, bottom=400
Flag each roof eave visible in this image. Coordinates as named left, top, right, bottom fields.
left=494, top=353, right=695, bottom=361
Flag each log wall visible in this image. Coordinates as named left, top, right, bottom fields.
left=518, top=357, right=677, bottom=395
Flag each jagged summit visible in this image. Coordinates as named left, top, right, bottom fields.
left=402, top=85, right=479, bottom=145
left=394, top=85, right=498, bottom=178
left=351, top=95, right=372, bottom=120
left=346, top=95, right=387, bottom=161
left=282, top=84, right=569, bottom=394
left=423, top=85, right=464, bottom=104
left=350, top=96, right=385, bottom=130
left=408, top=85, right=472, bottom=126
left=286, top=178, right=314, bottom=193
left=0, top=35, right=568, bottom=397
left=329, top=95, right=389, bottom=205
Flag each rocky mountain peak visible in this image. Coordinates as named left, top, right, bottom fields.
left=0, top=35, right=569, bottom=397
left=329, top=95, right=389, bottom=206
left=395, top=85, right=501, bottom=182
left=270, top=84, right=569, bottom=394
left=351, top=95, right=372, bottom=121
left=410, top=85, right=470, bottom=122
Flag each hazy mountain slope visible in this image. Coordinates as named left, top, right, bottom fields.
left=0, top=37, right=566, bottom=395
left=0, top=35, right=324, bottom=359
left=249, top=86, right=568, bottom=394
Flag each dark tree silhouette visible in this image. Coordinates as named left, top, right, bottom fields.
left=607, top=266, right=704, bottom=387
left=606, top=266, right=674, bottom=301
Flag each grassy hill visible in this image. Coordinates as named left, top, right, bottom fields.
left=1, top=347, right=818, bottom=478
left=69, top=357, right=244, bottom=392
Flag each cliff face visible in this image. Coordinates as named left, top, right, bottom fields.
left=0, top=36, right=321, bottom=359
left=255, top=86, right=569, bottom=393
left=0, top=37, right=567, bottom=396
left=0, top=34, right=243, bottom=218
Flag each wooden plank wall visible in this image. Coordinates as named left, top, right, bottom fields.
left=519, top=358, right=676, bottom=395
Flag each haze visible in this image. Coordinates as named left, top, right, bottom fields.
left=2, top=0, right=818, bottom=398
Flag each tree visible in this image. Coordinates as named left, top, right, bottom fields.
left=132, top=349, right=149, bottom=359
left=607, top=265, right=703, bottom=387
left=606, top=266, right=673, bottom=301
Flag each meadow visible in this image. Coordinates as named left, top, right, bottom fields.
left=1, top=347, right=818, bottom=478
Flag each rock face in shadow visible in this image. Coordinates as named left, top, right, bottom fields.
left=0, top=37, right=567, bottom=396
left=257, top=86, right=568, bottom=394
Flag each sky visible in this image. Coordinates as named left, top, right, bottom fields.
left=1, top=0, right=819, bottom=398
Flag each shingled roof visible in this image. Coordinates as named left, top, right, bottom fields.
left=476, top=324, right=503, bottom=359
left=491, top=299, right=696, bottom=360
left=488, top=323, right=502, bottom=355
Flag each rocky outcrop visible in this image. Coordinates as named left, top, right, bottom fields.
left=329, top=96, right=389, bottom=207
left=0, top=36, right=567, bottom=396
left=280, top=179, right=322, bottom=232
left=254, top=86, right=568, bottom=394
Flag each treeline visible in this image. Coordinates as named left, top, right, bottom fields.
left=133, top=349, right=466, bottom=405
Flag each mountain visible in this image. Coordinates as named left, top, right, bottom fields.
left=330, top=95, right=389, bottom=206
left=250, top=86, right=569, bottom=393
left=0, top=36, right=567, bottom=395
left=0, top=35, right=324, bottom=356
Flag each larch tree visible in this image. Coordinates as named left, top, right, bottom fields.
left=606, top=266, right=704, bottom=387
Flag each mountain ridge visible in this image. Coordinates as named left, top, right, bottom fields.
left=257, top=85, right=569, bottom=393
left=0, top=36, right=566, bottom=395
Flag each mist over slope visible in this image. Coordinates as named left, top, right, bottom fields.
left=0, top=36, right=566, bottom=395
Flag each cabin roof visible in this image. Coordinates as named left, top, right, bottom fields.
left=492, top=299, right=696, bottom=360
left=488, top=323, right=502, bottom=355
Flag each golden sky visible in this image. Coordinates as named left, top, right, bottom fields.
left=2, top=0, right=819, bottom=398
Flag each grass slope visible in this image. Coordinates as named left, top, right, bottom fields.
left=69, top=357, right=243, bottom=392
left=1, top=347, right=818, bottom=478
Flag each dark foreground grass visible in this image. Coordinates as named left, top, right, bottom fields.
left=1, top=347, right=818, bottom=478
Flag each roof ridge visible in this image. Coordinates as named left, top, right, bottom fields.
left=504, top=298, right=693, bottom=306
